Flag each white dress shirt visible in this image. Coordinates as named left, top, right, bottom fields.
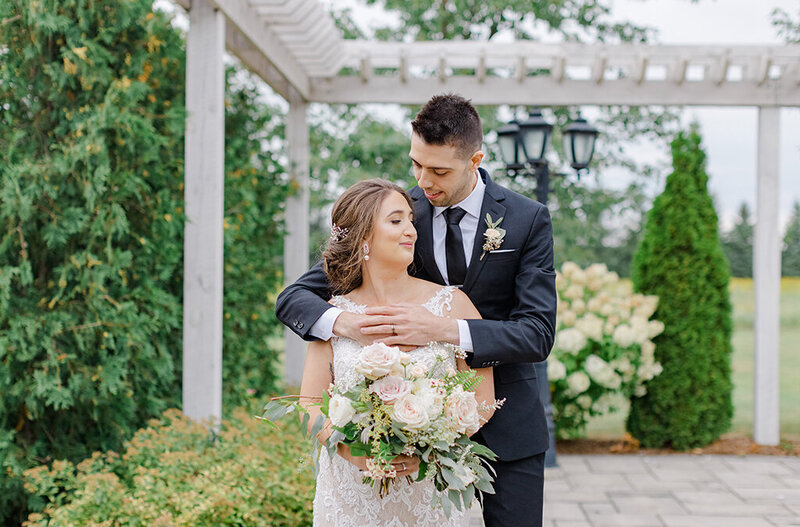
left=309, top=172, right=484, bottom=351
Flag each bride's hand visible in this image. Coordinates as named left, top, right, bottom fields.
left=333, top=312, right=387, bottom=346
left=336, top=443, right=368, bottom=470
left=390, top=454, right=420, bottom=478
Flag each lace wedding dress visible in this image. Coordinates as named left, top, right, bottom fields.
left=312, top=286, right=471, bottom=527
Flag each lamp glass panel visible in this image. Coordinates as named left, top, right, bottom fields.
left=572, top=132, right=595, bottom=166
left=497, top=134, right=517, bottom=166
left=521, top=128, right=547, bottom=162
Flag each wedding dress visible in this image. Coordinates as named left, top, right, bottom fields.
left=312, top=286, right=471, bottom=527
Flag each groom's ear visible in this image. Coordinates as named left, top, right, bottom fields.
left=469, top=150, right=484, bottom=171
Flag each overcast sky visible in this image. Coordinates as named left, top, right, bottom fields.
left=608, top=0, right=800, bottom=229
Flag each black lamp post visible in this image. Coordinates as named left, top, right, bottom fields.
left=497, top=108, right=598, bottom=468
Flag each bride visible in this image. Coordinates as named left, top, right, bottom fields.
left=299, top=179, right=497, bottom=527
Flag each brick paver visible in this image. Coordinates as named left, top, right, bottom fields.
left=469, top=454, right=800, bottom=526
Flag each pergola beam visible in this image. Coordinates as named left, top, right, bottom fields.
left=309, top=76, right=800, bottom=106
left=208, top=0, right=311, bottom=99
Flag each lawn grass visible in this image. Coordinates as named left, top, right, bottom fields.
left=584, top=277, right=800, bottom=441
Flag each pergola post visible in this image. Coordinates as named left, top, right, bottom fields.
left=753, top=106, right=781, bottom=446
left=283, top=87, right=310, bottom=388
left=182, top=0, right=225, bottom=425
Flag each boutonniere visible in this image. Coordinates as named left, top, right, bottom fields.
left=480, top=213, right=506, bottom=260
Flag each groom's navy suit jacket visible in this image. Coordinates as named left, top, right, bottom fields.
left=276, top=169, right=557, bottom=461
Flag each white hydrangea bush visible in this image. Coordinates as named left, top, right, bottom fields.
left=549, top=262, right=665, bottom=437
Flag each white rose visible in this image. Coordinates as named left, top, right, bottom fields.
left=392, top=394, right=430, bottom=432
left=369, top=375, right=412, bottom=404
left=566, top=371, right=591, bottom=395
left=485, top=227, right=501, bottom=239
left=555, top=327, right=587, bottom=355
left=444, top=387, right=481, bottom=436
left=413, top=379, right=445, bottom=416
left=328, top=394, right=356, bottom=427
left=408, top=362, right=428, bottom=378
left=547, top=358, right=567, bottom=381
left=354, top=342, right=401, bottom=380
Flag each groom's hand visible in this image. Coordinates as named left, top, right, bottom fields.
left=361, top=304, right=460, bottom=350
left=332, top=311, right=389, bottom=347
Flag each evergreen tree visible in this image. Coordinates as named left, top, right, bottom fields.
left=783, top=201, right=800, bottom=276
left=627, top=127, right=733, bottom=450
left=721, top=202, right=754, bottom=277
left=0, top=1, right=288, bottom=521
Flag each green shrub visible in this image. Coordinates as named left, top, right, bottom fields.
left=626, top=128, right=733, bottom=449
left=22, top=407, right=315, bottom=526
left=0, top=1, right=288, bottom=521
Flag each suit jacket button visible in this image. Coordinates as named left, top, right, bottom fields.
left=292, top=320, right=298, bottom=327
left=297, top=322, right=304, bottom=329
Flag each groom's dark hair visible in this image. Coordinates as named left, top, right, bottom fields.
left=411, top=93, right=483, bottom=159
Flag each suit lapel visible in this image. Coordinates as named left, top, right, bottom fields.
left=462, top=171, right=506, bottom=294
left=411, top=193, right=445, bottom=285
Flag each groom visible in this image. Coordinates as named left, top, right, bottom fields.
left=276, top=94, right=556, bottom=526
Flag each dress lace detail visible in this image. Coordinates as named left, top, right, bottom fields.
left=313, top=286, right=469, bottom=527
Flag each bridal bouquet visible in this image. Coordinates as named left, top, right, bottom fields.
left=262, top=342, right=500, bottom=517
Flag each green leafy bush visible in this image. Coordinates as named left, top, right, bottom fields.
left=549, top=262, right=664, bottom=437
left=626, top=128, right=733, bottom=449
left=0, top=1, right=289, bottom=521
left=22, top=407, right=315, bottom=526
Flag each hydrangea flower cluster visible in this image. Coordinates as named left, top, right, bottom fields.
left=549, top=262, right=665, bottom=437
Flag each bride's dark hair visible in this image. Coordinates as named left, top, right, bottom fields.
left=323, top=178, right=413, bottom=295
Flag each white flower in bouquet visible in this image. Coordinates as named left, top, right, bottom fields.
left=444, top=386, right=481, bottom=436
left=574, top=313, right=603, bottom=341
left=612, top=324, right=636, bottom=348
left=555, top=327, right=587, bottom=354
left=413, top=378, right=445, bottom=416
left=566, top=371, right=591, bottom=395
left=547, top=357, right=567, bottom=381
left=328, top=394, right=356, bottom=427
left=392, top=393, right=430, bottom=432
left=354, top=342, right=402, bottom=380
left=408, top=362, right=428, bottom=378
left=370, top=375, right=412, bottom=404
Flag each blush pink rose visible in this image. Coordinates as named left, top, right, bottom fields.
left=354, top=343, right=401, bottom=380
left=369, top=375, right=412, bottom=404
left=391, top=394, right=430, bottom=432
left=444, top=387, right=481, bottom=436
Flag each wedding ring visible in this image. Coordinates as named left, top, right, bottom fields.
left=392, top=324, right=397, bottom=336
left=401, top=462, right=406, bottom=471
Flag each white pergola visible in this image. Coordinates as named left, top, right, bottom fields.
left=175, top=0, right=800, bottom=445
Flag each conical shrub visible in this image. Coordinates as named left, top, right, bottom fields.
left=626, top=127, right=733, bottom=449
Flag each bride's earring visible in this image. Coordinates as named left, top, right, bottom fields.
left=363, top=243, right=370, bottom=261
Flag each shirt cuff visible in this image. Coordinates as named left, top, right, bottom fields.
left=308, top=307, right=343, bottom=341
left=456, top=319, right=474, bottom=352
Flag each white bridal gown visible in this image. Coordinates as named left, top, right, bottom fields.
left=313, top=286, right=471, bottom=527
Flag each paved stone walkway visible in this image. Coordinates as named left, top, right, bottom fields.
left=470, top=454, right=800, bottom=526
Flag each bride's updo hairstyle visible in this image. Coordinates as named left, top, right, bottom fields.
left=323, top=178, right=413, bottom=295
